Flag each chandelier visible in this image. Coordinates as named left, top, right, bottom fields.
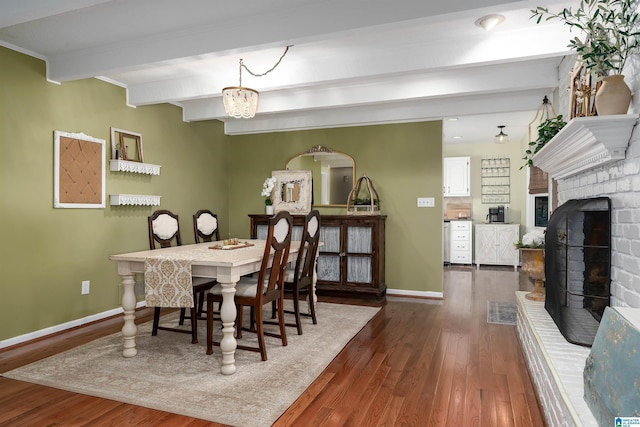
left=222, top=46, right=291, bottom=119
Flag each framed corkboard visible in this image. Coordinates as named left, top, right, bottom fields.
left=54, top=130, right=106, bottom=208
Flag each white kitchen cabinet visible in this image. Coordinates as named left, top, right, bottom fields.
left=475, top=223, right=519, bottom=270
left=443, top=156, right=470, bottom=197
left=449, top=220, right=472, bottom=264
left=443, top=221, right=450, bottom=264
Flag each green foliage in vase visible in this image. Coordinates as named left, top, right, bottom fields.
left=521, top=115, right=567, bottom=169
left=531, top=0, right=640, bottom=78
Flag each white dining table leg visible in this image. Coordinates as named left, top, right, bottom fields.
left=120, top=272, right=138, bottom=357
left=310, top=251, right=319, bottom=313
left=219, top=281, right=238, bottom=375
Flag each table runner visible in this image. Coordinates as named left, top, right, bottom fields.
left=144, top=256, right=194, bottom=307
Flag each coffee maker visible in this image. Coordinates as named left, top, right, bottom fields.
left=488, top=205, right=506, bottom=223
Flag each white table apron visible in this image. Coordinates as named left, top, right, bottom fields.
left=109, top=239, right=300, bottom=375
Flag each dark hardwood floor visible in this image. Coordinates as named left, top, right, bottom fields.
left=0, top=265, right=543, bottom=426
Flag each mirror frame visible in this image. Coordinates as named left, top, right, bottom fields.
left=285, top=145, right=355, bottom=207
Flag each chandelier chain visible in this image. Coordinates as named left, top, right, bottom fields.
left=239, top=45, right=292, bottom=82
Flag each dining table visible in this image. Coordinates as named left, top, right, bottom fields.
left=109, top=239, right=300, bottom=375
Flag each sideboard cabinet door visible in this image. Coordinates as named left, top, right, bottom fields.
left=250, top=214, right=387, bottom=298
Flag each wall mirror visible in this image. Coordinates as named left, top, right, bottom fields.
left=286, top=145, right=355, bottom=206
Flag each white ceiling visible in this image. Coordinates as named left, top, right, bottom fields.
left=0, top=0, right=577, bottom=142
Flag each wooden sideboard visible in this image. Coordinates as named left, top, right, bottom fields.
left=249, top=214, right=387, bottom=298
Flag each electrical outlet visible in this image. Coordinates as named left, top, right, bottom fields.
left=81, top=280, right=90, bottom=295
left=417, top=197, right=435, bottom=208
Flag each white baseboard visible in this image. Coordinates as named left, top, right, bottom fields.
left=0, top=301, right=147, bottom=350
left=386, top=289, right=443, bottom=299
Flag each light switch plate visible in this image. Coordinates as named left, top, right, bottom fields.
left=417, top=197, right=435, bottom=207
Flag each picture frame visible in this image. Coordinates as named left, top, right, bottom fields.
left=271, top=170, right=313, bottom=214
left=110, top=127, right=143, bottom=162
left=569, top=63, right=598, bottom=119
left=54, top=130, right=106, bottom=208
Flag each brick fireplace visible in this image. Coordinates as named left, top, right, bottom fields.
left=515, top=57, right=640, bottom=426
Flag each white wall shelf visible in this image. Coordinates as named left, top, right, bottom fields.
left=109, top=159, right=161, bottom=175
left=533, top=114, right=638, bottom=179
left=110, top=194, right=161, bottom=206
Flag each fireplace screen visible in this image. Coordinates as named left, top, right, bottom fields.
left=545, top=197, right=611, bottom=346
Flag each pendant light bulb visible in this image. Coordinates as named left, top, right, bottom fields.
left=495, top=125, right=509, bottom=144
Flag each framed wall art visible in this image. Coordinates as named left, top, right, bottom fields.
left=110, top=127, right=143, bottom=162
left=569, top=63, right=599, bottom=119
left=54, top=130, right=106, bottom=208
left=271, top=170, right=312, bottom=214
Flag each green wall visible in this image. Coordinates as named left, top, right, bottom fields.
left=0, top=47, right=229, bottom=341
left=226, top=123, right=444, bottom=295
left=0, top=45, right=445, bottom=343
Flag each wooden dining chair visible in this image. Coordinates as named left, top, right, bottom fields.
left=193, top=209, right=220, bottom=243
left=192, top=209, right=221, bottom=317
left=270, top=210, right=320, bottom=335
left=206, top=210, right=293, bottom=360
left=148, top=209, right=216, bottom=344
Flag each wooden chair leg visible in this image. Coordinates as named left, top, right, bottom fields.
left=190, top=307, right=198, bottom=344
left=255, top=305, right=267, bottom=361
left=277, top=298, right=288, bottom=347
left=197, top=293, right=206, bottom=317
left=178, top=308, right=186, bottom=325
left=249, top=306, right=256, bottom=330
left=292, top=291, right=303, bottom=335
left=152, top=307, right=161, bottom=336
left=206, top=296, right=214, bottom=355
left=236, top=305, right=244, bottom=339
left=308, top=290, right=318, bottom=325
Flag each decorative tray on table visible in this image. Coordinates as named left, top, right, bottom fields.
left=209, top=239, right=254, bottom=250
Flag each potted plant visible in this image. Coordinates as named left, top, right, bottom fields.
left=532, top=0, right=640, bottom=115
left=515, top=229, right=547, bottom=301
left=261, top=176, right=276, bottom=215
left=521, top=114, right=567, bottom=169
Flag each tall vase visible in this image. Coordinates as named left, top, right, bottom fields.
left=265, top=205, right=274, bottom=215
left=595, top=75, right=631, bottom=116
left=520, top=248, right=545, bottom=302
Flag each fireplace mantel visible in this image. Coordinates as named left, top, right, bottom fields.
left=533, top=114, right=638, bottom=179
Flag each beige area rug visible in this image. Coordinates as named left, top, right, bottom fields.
left=3, top=302, right=380, bottom=427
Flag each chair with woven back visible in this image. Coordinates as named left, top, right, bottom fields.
left=270, top=209, right=320, bottom=335
left=206, top=210, right=293, bottom=361
left=147, top=209, right=216, bottom=344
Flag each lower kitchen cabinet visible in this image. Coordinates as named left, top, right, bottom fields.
left=249, top=214, right=386, bottom=298
left=475, top=223, right=519, bottom=269
left=449, top=220, right=472, bottom=264
left=443, top=221, right=450, bottom=264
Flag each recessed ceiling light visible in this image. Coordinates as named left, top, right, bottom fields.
left=452, top=136, right=463, bottom=139
left=475, top=14, right=505, bottom=31
left=446, top=117, right=459, bottom=121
